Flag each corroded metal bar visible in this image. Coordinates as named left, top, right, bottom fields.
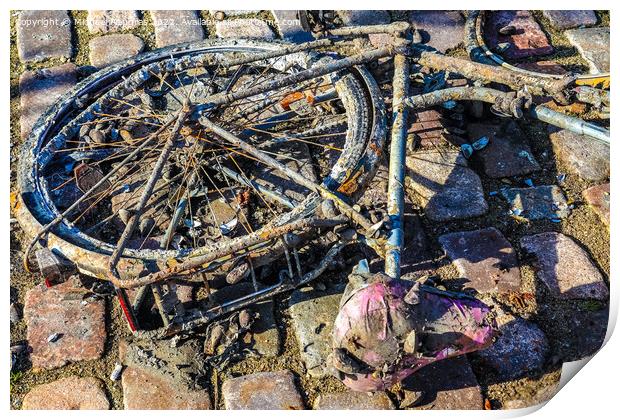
left=385, top=54, right=409, bottom=279
left=412, top=46, right=574, bottom=96
left=108, top=105, right=190, bottom=281
left=114, top=217, right=346, bottom=289
left=404, top=86, right=610, bottom=144
left=327, top=21, right=410, bottom=37
left=204, top=42, right=407, bottom=109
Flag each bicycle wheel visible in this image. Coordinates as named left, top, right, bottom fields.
left=16, top=38, right=386, bottom=284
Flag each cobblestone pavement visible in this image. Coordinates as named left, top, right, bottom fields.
left=10, top=10, right=610, bottom=410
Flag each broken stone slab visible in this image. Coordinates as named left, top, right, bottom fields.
left=289, top=284, right=344, bottom=378
left=515, top=60, right=568, bottom=76
left=221, top=370, right=304, bottom=409
left=472, top=309, right=549, bottom=381
left=405, top=151, right=488, bottom=222
left=401, top=356, right=483, bottom=410
left=483, top=10, right=553, bottom=60
left=22, top=376, right=110, bottom=410
left=565, top=27, right=610, bottom=73
left=87, top=10, right=141, bottom=33
left=501, top=185, right=570, bottom=221
left=272, top=10, right=313, bottom=42
left=548, top=127, right=609, bottom=182
left=520, top=232, right=608, bottom=301
left=438, top=227, right=522, bottom=294
left=215, top=18, right=275, bottom=39
left=210, top=282, right=280, bottom=357
left=19, top=63, right=77, bottom=140
left=583, top=183, right=610, bottom=226
left=337, top=10, right=391, bottom=26
left=408, top=11, right=465, bottom=53
left=88, top=34, right=145, bottom=68
left=466, top=122, right=541, bottom=178
left=122, top=365, right=212, bottom=409
left=24, top=281, right=106, bottom=370
left=121, top=338, right=211, bottom=409
left=16, top=10, right=73, bottom=62
left=542, top=10, right=598, bottom=30
left=150, top=10, right=204, bottom=47
left=314, top=391, right=394, bottom=409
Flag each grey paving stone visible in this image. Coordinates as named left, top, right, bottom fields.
left=24, top=281, right=106, bottom=370
left=501, top=185, right=570, bottom=220
left=121, top=338, right=212, bottom=409
left=150, top=10, right=204, bottom=47
left=438, top=227, right=522, bottom=294
left=289, top=285, right=344, bottom=378
left=484, top=10, right=553, bottom=60
left=467, top=121, right=541, bottom=178
left=209, top=10, right=259, bottom=18
left=408, top=11, right=465, bottom=53
left=565, top=27, right=609, bottom=73
left=211, top=283, right=280, bottom=357
left=337, top=10, right=390, bottom=26
left=472, top=310, right=549, bottom=381
left=221, top=370, right=304, bottom=409
left=272, top=10, right=313, bottom=42
left=16, top=10, right=73, bottom=62
left=314, top=391, right=394, bottom=409
left=402, top=356, right=483, bottom=410
left=22, top=377, right=109, bottom=409
left=583, top=183, right=610, bottom=226
left=87, top=10, right=141, bottom=33
left=520, top=232, right=608, bottom=301
left=88, top=34, right=144, bottom=68
left=122, top=365, right=212, bottom=409
left=215, top=18, right=275, bottom=39
left=405, top=151, right=488, bottom=222
left=549, top=127, right=609, bottom=182
left=543, top=10, right=598, bottom=30
left=19, top=63, right=77, bottom=140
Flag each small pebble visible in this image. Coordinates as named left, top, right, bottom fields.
left=524, top=178, right=534, bottom=187
left=498, top=25, right=517, bottom=35
left=472, top=136, right=489, bottom=150
left=47, top=333, right=61, bottom=343
left=461, top=143, right=474, bottom=158
left=110, top=363, right=124, bottom=381
left=10, top=303, right=21, bottom=323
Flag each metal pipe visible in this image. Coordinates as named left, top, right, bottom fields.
left=327, top=21, right=410, bottom=37
left=219, top=166, right=297, bottom=209
left=404, top=87, right=609, bottom=145
left=385, top=54, right=409, bottom=279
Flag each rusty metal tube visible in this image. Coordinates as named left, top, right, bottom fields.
left=385, top=54, right=409, bottom=279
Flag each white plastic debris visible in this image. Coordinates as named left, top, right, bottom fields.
left=220, top=217, right=238, bottom=236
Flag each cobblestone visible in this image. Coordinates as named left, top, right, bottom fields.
left=473, top=309, right=549, bottom=381
left=22, top=376, right=109, bottom=409
left=549, top=127, right=610, bottom=182
left=405, top=151, right=488, bottom=221
left=467, top=122, right=541, bottom=178
left=289, top=285, right=344, bottom=377
left=89, top=34, right=144, bottom=68
left=87, top=10, right=141, bottom=33
left=16, top=10, right=73, bottom=62
left=408, top=11, right=465, bottom=53
left=542, top=10, right=598, bottom=30
left=272, top=10, right=313, bottom=42
left=565, top=27, right=610, bottom=73
left=19, top=63, right=76, bottom=140
left=408, top=109, right=445, bottom=148
left=501, top=185, right=570, bottom=221
left=221, top=370, right=304, bottom=409
left=337, top=10, right=391, bottom=26
left=484, top=10, right=553, bottom=59
left=150, top=10, right=204, bottom=47
left=583, top=183, right=610, bottom=226
left=402, top=356, right=483, bottom=410
left=24, top=281, right=106, bottom=370
left=438, top=227, right=522, bottom=294
left=215, top=18, right=275, bottom=39
left=520, top=232, right=608, bottom=300
left=314, top=391, right=394, bottom=409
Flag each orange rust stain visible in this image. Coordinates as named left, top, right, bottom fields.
left=337, top=169, right=364, bottom=195
left=10, top=191, right=20, bottom=211
left=279, top=91, right=305, bottom=110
